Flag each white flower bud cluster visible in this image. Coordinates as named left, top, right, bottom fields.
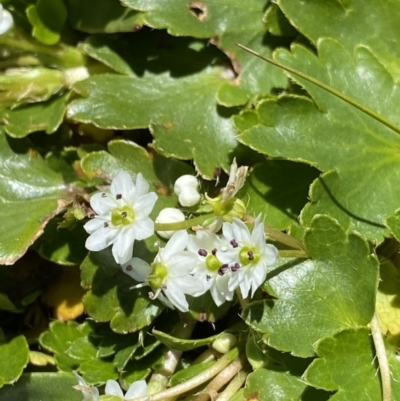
left=174, top=174, right=201, bottom=207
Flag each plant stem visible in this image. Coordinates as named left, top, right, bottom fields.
left=278, top=250, right=309, bottom=258
left=215, top=367, right=249, bottom=401
left=264, top=225, right=305, bottom=251
left=147, top=321, right=196, bottom=399
left=370, top=313, right=392, bottom=401
left=154, top=213, right=215, bottom=231
left=125, top=347, right=241, bottom=401
left=192, top=354, right=247, bottom=401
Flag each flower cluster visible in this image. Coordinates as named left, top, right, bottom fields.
left=84, top=167, right=278, bottom=312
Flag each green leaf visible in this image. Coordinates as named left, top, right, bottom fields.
left=81, top=139, right=193, bottom=191
left=66, top=336, right=98, bottom=361
left=0, top=293, right=23, bottom=313
left=303, top=328, right=381, bottom=400
left=3, top=93, right=68, bottom=138
left=278, top=0, right=400, bottom=80
left=39, top=321, right=86, bottom=371
left=152, top=328, right=219, bottom=351
left=68, top=68, right=237, bottom=178
left=114, top=344, right=138, bottom=372
left=243, top=215, right=379, bottom=357
left=0, top=132, right=70, bottom=264
left=263, top=4, right=297, bottom=37
left=26, top=0, right=67, bottom=45
left=237, top=160, right=319, bottom=232
left=237, top=39, right=400, bottom=242
left=0, top=335, right=29, bottom=388
left=123, top=0, right=287, bottom=107
left=81, top=248, right=163, bottom=334
left=0, top=372, right=82, bottom=401
left=79, top=358, right=118, bottom=384
left=243, top=368, right=329, bottom=401
left=66, top=0, right=145, bottom=33
left=34, top=218, right=88, bottom=266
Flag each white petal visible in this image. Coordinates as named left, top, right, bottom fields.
left=131, top=217, right=154, bottom=240
left=134, top=173, right=150, bottom=198
left=84, top=218, right=106, bottom=234
left=125, top=380, right=148, bottom=399
left=122, top=258, right=151, bottom=282
left=85, top=227, right=118, bottom=252
left=163, top=230, right=188, bottom=260
left=239, top=272, right=252, bottom=299
left=112, top=228, right=135, bottom=264
left=0, top=9, right=13, bottom=35
left=164, top=282, right=189, bottom=312
left=111, top=171, right=135, bottom=198
left=250, top=265, right=267, bottom=296
left=251, top=221, right=266, bottom=249
left=231, top=218, right=251, bottom=244
left=217, top=249, right=238, bottom=264
left=90, top=387, right=100, bottom=401
left=216, top=274, right=235, bottom=301
left=263, top=244, right=278, bottom=265
left=73, top=371, right=86, bottom=387
left=210, top=283, right=227, bottom=306
left=187, top=231, right=221, bottom=253
left=105, top=380, right=124, bottom=397
left=90, top=192, right=115, bottom=215
left=222, top=222, right=235, bottom=242
left=167, top=252, right=198, bottom=275
left=174, top=274, right=205, bottom=296
left=135, top=192, right=158, bottom=217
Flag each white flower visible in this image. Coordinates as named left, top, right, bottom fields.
left=155, top=207, right=185, bottom=239
left=84, top=171, right=158, bottom=265
left=220, top=216, right=278, bottom=298
left=72, top=371, right=99, bottom=401
left=122, top=231, right=202, bottom=312
left=174, top=175, right=201, bottom=207
left=105, top=379, right=147, bottom=400
left=0, top=6, right=13, bottom=35
left=187, top=231, right=235, bottom=306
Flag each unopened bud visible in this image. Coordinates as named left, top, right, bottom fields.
left=0, top=6, right=13, bottom=35
left=212, top=333, right=237, bottom=354
left=155, top=208, right=185, bottom=239
left=174, top=175, right=201, bottom=207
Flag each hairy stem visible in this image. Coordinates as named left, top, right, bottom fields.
left=192, top=354, right=247, bottom=401
left=278, top=250, right=309, bottom=258
left=370, top=314, right=392, bottom=401
left=125, top=347, right=241, bottom=401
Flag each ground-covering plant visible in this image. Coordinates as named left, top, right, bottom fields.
left=1, top=0, right=400, bottom=400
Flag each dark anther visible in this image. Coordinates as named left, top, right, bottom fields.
left=116, top=194, right=122, bottom=200
left=104, top=222, right=109, bottom=228
left=248, top=251, right=254, bottom=260
left=230, top=239, right=238, bottom=248
left=206, top=275, right=211, bottom=281
left=125, top=265, right=133, bottom=271
left=231, top=263, right=240, bottom=272
left=121, top=211, right=127, bottom=218
left=218, top=264, right=229, bottom=276
left=212, top=248, right=217, bottom=255
left=88, top=213, right=95, bottom=218
left=101, top=193, right=107, bottom=197
left=198, top=249, right=208, bottom=257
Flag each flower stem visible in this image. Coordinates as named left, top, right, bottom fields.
left=155, top=213, right=215, bottom=231
left=125, top=347, right=241, bottom=401
left=192, top=354, right=247, bottom=401
left=264, top=225, right=305, bottom=251
left=371, top=313, right=392, bottom=401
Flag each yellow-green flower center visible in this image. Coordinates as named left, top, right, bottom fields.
left=205, top=255, right=222, bottom=271
left=239, top=246, right=260, bottom=266
left=148, top=262, right=168, bottom=289
left=111, top=205, right=135, bottom=226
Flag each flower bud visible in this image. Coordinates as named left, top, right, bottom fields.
left=0, top=6, right=13, bottom=35
left=174, top=175, right=201, bottom=207
left=212, top=333, right=237, bottom=354
left=155, top=208, right=185, bottom=239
